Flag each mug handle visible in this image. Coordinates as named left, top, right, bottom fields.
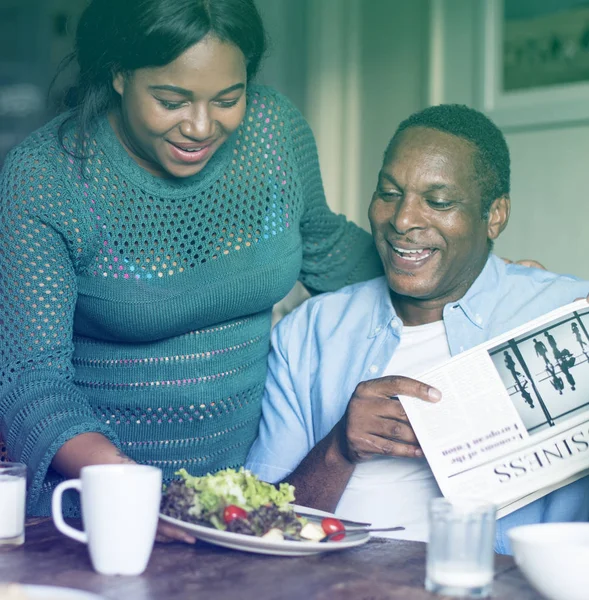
left=51, top=479, right=88, bottom=544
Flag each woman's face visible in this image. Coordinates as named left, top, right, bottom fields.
left=111, top=34, right=247, bottom=178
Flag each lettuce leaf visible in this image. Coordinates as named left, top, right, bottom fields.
left=175, top=467, right=295, bottom=530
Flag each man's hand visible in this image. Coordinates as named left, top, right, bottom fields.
left=283, top=375, right=442, bottom=512
left=338, top=375, right=441, bottom=463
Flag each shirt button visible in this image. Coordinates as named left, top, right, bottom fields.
left=374, top=326, right=381, bottom=334
left=476, top=314, right=483, bottom=325
left=369, top=365, right=378, bottom=374
left=391, top=321, right=399, bottom=329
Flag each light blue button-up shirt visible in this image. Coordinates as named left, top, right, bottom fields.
left=246, top=254, right=589, bottom=554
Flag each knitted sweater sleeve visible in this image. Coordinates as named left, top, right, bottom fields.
left=278, top=91, right=383, bottom=293
left=0, top=140, right=120, bottom=511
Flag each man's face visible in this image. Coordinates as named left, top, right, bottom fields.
left=369, top=126, right=507, bottom=318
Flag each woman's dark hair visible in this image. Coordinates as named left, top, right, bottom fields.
left=58, top=0, right=267, bottom=152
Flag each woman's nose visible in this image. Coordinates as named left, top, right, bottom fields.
left=180, top=105, right=214, bottom=140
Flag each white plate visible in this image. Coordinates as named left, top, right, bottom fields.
left=159, top=504, right=370, bottom=556
left=1, top=585, right=105, bottom=599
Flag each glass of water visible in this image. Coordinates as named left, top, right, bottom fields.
left=426, top=498, right=496, bottom=598
left=0, top=462, right=27, bottom=546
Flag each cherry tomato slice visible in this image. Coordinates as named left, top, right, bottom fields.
left=223, top=504, right=248, bottom=523
left=321, top=517, right=345, bottom=541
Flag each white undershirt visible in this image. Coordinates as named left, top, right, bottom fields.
left=335, top=320, right=451, bottom=541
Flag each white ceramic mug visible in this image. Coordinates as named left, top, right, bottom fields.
left=51, top=464, right=162, bottom=575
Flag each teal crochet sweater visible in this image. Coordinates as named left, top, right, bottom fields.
left=0, top=85, right=382, bottom=516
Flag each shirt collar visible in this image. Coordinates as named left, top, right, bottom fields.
left=450, top=254, right=504, bottom=330
left=367, top=254, right=504, bottom=336
left=369, top=277, right=399, bottom=338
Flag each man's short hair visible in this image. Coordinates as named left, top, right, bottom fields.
left=386, top=104, right=510, bottom=218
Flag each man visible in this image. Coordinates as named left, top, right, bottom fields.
left=246, top=105, right=589, bottom=554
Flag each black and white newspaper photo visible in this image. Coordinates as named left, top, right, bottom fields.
left=390, top=300, right=589, bottom=516
left=490, top=307, right=589, bottom=435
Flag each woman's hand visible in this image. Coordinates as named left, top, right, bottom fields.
left=502, top=258, right=546, bottom=270
left=156, top=518, right=196, bottom=544
left=52, top=433, right=197, bottom=544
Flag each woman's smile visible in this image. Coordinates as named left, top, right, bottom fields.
left=167, top=139, right=216, bottom=164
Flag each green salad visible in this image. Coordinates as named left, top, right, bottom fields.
left=161, top=468, right=313, bottom=539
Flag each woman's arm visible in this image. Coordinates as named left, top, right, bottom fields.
left=0, top=142, right=120, bottom=510
left=276, top=90, right=383, bottom=294
left=51, top=433, right=134, bottom=479
left=51, top=433, right=195, bottom=543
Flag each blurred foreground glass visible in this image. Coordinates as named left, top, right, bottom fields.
left=0, top=462, right=27, bottom=546
left=51, top=464, right=162, bottom=575
left=426, top=498, right=496, bottom=598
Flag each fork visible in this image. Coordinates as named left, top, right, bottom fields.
left=320, top=526, right=406, bottom=542
left=294, top=510, right=372, bottom=528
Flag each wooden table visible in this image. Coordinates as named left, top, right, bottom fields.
left=0, top=519, right=542, bottom=599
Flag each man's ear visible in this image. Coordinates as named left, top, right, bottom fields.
left=112, top=72, right=125, bottom=97
left=487, top=195, right=510, bottom=241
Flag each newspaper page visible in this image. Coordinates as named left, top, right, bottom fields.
left=388, top=299, right=589, bottom=518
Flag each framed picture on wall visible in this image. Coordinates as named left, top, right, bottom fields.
left=479, top=0, right=589, bottom=130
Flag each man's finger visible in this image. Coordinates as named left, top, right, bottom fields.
left=372, top=375, right=441, bottom=403
left=359, top=395, right=408, bottom=420
left=382, top=419, right=419, bottom=445
left=361, top=415, right=418, bottom=445
left=372, top=435, right=423, bottom=458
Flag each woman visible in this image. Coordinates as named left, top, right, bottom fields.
left=0, top=0, right=382, bottom=538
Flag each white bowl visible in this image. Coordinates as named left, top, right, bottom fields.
left=508, top=523, right=589, bottom=600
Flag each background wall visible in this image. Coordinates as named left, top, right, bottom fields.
left=501, top=125, right=589, bottom=278
left=255, top=0, right=309, bottom=112
left=433, top=0, right=589, bottom=279
left=357, top=0, right=430, bottom=230
left=0, top=0, right=86, bottom=164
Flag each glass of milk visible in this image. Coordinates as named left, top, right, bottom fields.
left=425, top=498, right=496, bottom=598
left=0, top=462, right=27, bottom=546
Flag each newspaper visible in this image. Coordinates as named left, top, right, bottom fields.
left=392, top=299, right=589, bottom=518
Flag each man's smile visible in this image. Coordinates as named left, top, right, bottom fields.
left=387, top=241, right=439, bottom=270
left=392, top=245, right=436, bottom=261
